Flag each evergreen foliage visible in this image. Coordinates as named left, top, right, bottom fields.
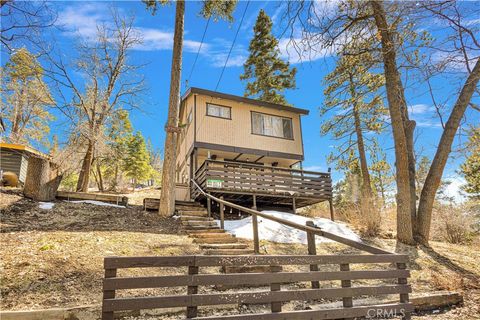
left=461, top=126, right=480, bottom=199
left=240, top=10, right=296, bottom=105
left=1, top=48, right=54, bottom=146
left=124, top=131, right=154, bottom=188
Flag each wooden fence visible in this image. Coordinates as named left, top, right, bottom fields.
left=102, top=254, right=412, bottom=320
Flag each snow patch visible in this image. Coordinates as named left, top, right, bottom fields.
left=66, top=200, right=125, bottom=208
left=39, top=202, right=55, bottom=210
left=221, top=210, right=361, bottom=245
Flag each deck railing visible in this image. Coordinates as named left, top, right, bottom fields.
left=192, top=159, right=333, bottom=203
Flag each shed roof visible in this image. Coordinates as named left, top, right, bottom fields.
left=181, top=87, right=310, bottom=115
left=0, top=143, right=51, bottom=159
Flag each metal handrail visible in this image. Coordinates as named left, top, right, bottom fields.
left=190, top=179, right=392, bottom=255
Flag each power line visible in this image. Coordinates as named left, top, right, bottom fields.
left=185, top=16, right=211, bottom=89
left=214, top=0, right=250, bottom=92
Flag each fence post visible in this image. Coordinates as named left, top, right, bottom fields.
left=102, top=267, right=117, bottom=320
left=340, top=263, right=353, bottom=320
left=270, top=265, right=282, bottom=313
left=207, top=197, right=211, bottom=217
left=252, top=195, right=260, bottom=254
left=220, top=196, right=225, bottom=229
left=306, top=221, right=319, bottom=289
left=186, top=265, right=199, bottom=318
left=397, top=262, right=411, bottom=320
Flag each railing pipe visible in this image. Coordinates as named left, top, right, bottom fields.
left=190, top=179, right=392, bottom=255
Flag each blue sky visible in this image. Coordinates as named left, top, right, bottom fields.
left=2, top=1, right=478, bottom=199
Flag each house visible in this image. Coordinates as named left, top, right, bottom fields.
left=175, top=87, right=333, bottom=213
left=0, top=143, right=50, bottom=185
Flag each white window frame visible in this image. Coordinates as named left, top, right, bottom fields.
left=206, top=103, right=231, bottom=119
left=251, top=111, right=294, bottom=140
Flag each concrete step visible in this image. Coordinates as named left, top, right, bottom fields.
left=175, top=201, right=202, bottom=206
left=189, top=232, right=233, bottom=238
left=182, top=221, right=218, bottom=227
left=184, top=226, right=220, bottom=231
left=200, top=243, right=248, bottom=250
left=204, top=249, right=255, bottom=255
left=187, top=229, right=225, bottom=234
left=180, top=216, right=213, bottom=221
left=193, top=237, right=238, bottom=244
left=178, top=210, right=208, bottom=217
left=177, top=206, right=206, bottom=210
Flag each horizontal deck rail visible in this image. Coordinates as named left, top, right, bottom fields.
left=192, top=160, right=333, bottom=204
left=102, top=254, right=412, bottom=319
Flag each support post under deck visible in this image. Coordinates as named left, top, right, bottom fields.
left=252, top=195, right=260, bottom=254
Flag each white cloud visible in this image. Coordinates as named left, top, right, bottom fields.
left=408, top=104, right=434, bottom=115
left=441, top=176, right=467, bottom=203
left=57, top=3, right=244, bottom=68
left=415, top=120, right=443, bottom=128
left=303, top=165, right=327, bottom=172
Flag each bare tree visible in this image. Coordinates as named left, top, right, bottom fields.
left=282, top=0, right=480, bottom=245
left=45, top=12, right=145, bottom=192
left=0, top=0, right=57, bottom=53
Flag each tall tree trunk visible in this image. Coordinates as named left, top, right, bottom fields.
left=159, top=0, right=184, bottom=216
left=348, top=74, right=379, bottom=234
left=76, top=141, right=95, bottom=192
left=416, top=59, right=480, bottom=245
left=96, top=162, right=104, bottom=192
left=370, top=0, right=415, bottom=245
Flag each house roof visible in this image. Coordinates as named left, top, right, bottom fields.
left=0, top=143, right=51, bottom=159
left=181, top=87, right=310, bottom=115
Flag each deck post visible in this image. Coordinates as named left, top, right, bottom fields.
left=328, top=199, right=335, bottom=221
left=252, top=195, right=260, bottom=254
left=219, top=196, right=225, bottom=229
left=207, top=197, right=211, bottom=217
left=306, top=221, right=319, bottom=289
left=292, top=197, right=296, bottom=213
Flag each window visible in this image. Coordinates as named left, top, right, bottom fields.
left=251, top=112, right=293, bottom=139
left=207, top=103, right=231, bottom=119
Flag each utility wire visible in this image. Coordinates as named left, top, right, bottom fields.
left=185, top=16, right=211, bottom=89
left=214, top=0, right=250, bottom=92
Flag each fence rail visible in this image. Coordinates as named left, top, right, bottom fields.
left=102, top=254, right=412, bottom=319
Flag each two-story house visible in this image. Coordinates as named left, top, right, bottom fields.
left=175, top=87, right=333, bottom=213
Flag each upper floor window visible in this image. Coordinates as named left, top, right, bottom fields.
left=207, top=103, right=231, bottom=119
left=251, top=112, right=293, bottom=139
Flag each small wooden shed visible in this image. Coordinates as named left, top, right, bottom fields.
left=0, top=143, right=50, bottom=184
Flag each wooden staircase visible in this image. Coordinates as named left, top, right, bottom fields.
left=176, top=201, right=254, bottom=255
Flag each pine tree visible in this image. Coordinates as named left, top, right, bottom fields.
left=240, top=9, right=296, bottom=105
left=323, top=49, right=386, bottom=236
left=123, top=132, right=154, bottom=190
left=1, top=48, right=54, bottom=147
left=461, top=126, right=480, bottom=199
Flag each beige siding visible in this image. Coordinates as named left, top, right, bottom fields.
left=194, top=95, right=303, bottom=156
left=176, top=95, right=195, bottom=183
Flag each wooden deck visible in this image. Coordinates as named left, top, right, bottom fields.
left=191, top=160, right=333, bottom=208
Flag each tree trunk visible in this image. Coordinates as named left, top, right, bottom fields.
left=97, top=162, right=104, bottom=192
left=349, top=74, right=379, bottom=234
left=24, top=156, right=63, bottom=201
left=76, top=141, right=95, bottom=192
left=370, top=0, right=415, bottom=245
left=159, top=0, right=184, bottom=217
left=416, top=58, right=480, bottom=245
